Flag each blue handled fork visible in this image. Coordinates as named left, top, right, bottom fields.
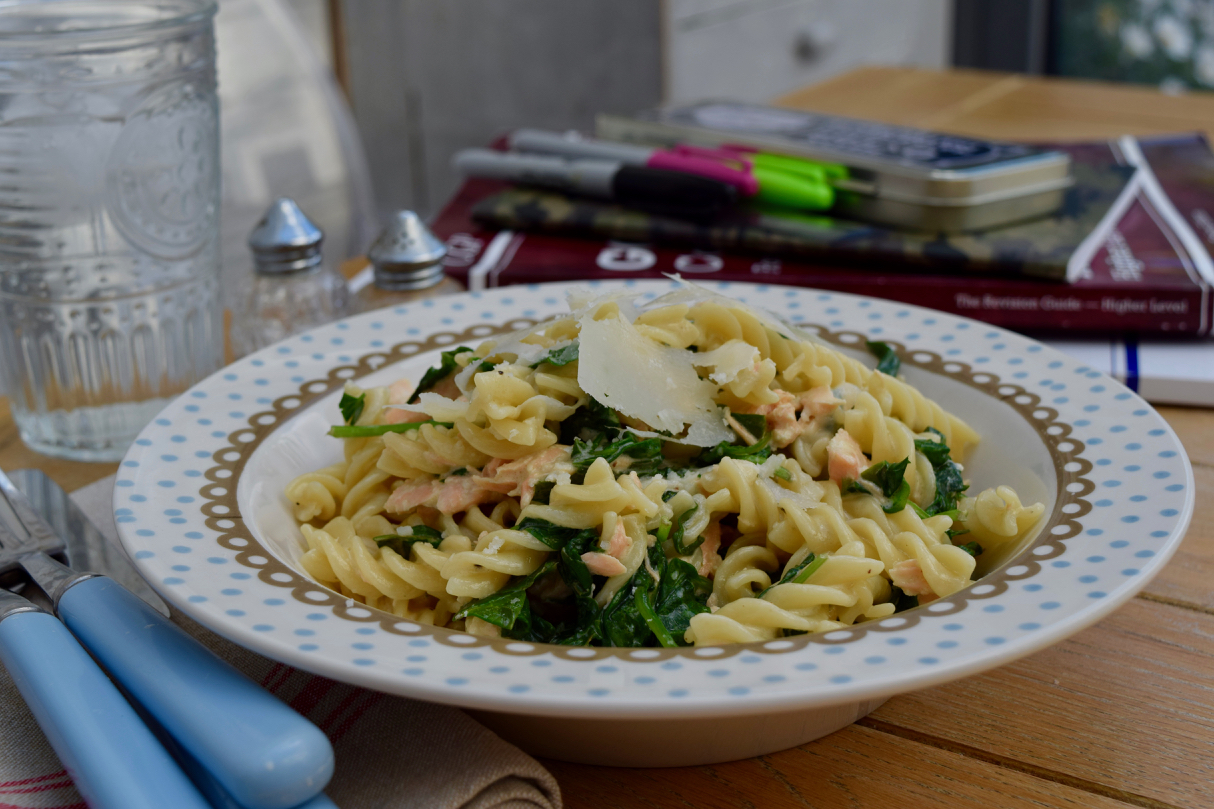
left=0, top=468, right=337, bottom=809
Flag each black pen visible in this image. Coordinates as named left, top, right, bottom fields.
left=453, top=148, right=737, bottom=218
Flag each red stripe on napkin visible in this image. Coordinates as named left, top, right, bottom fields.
left=287, top=675, right=338, bottom=718
left=328, top=691, right=385, bottom=744
left=261, top=663, right=291, bottom=692
left=0, top=783, right=74, bottom=795
left=0, top=772, right=69, bottom=789
left=315, top=686, right=364, bottom=736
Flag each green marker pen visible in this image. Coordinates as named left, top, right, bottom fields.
left=750, top=165, right=835, bottom=210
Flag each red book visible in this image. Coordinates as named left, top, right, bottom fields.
left=429, top=135, right=1214, bottom=337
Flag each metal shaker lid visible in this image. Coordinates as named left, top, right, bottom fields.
left=367, top=210, right=448, bottom=290
left=248, top=198, right=323, bottom=274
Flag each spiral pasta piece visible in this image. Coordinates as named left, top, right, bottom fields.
left=958, top=486, right=1045, bottom=548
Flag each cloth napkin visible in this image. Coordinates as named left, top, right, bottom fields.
left=0, top=476, right=562, bottom=809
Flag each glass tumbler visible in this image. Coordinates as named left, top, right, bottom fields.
left=0, top=0, right=222, bottom=461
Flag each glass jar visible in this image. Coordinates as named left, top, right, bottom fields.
left=0, top=1, right=222, bottom=461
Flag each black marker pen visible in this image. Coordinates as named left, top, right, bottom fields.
left=454, top=148, right=736, bottom=219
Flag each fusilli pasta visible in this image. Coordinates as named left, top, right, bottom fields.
left=285, top=287, right=1044, bottom=648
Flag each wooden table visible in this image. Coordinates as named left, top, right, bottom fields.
left=5, top=67, right=1213, bottom=809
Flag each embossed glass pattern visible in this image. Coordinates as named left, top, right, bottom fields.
left=0, top=0, right=222, bottom=461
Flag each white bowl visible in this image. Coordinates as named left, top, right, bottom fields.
left=114, top=280, right=1193, bottom=766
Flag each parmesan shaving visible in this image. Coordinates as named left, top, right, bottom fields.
left=577, top=311, right=732, bottom=447
left=388, top=392, right=469, bottom=423
left=694, top=340, right=760, bottom=385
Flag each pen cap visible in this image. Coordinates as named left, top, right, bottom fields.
left=611, top=166, right=737, bottom=219
left=509, top=128, right=652, bottom=165
left=248, top=199, right=324, bottom=274
left=751, top=165, right=834, bottom=210
left=368, top=211, right=448, bottom=291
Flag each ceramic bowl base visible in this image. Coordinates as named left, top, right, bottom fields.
left=469, top=697, right=889, bottom=767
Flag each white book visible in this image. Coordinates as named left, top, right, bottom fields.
left=1047, top=338, right=1214, bottom=406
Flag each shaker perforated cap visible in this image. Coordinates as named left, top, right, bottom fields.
left=368, top=210, right=448, bottom=290
left=248, top=198, right=324, bottom=274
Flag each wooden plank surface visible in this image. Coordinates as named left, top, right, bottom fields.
left=775, top=65, right=1214, bottom=142
left=1139, top=408, right=1214, bottom=612
left=874, top=598, right=1214, bottom=809
left=545, top=722, right=1135, bottom=809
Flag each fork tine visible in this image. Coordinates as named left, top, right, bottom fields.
left=0, top=489, right=30, bottom=552
left=0, top=469, right=62, bottom=554
left=0, top=491, right=36, bottom=586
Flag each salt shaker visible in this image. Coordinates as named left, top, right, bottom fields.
left=353, top=211, right=463, bottom=312
left=232, top=199, right=352, bottom=357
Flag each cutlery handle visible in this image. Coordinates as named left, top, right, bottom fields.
left=0, top=610, right=212, bottom=809
left=57, top=576, right=335, bottom=809
left=143, top=690, right=344, bottom=809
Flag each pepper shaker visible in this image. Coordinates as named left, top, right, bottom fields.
left=353, top=211, right=463, bottom=312
left=231, top=199, right=352, bottom=358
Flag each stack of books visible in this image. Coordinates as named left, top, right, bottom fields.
left=428, top=129, right=1214, bottom=406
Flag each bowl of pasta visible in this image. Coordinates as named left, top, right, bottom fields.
left=114, top=279, right=1193, bottom=767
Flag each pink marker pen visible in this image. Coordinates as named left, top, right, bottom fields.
left=508, top=128, right=759, bottom=196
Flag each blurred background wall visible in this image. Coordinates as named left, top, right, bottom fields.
left=284, top=0, right=950, bottom=221
left=269, top=0, right=1214, bottom=234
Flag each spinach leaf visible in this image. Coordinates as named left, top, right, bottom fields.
left=454, top=560, right=557, bottom=631
left=888, top=585, right=920, bottom=612
left=463, top=357, right=496, bottom=373
left=634, top=584, right=677, bottom=648
left=861, top=459, right=911, bottom=514
left=408, top=346, right=474, bottom=404
left=509, top=517, right=604, bottom=643
left=463, top=358, right=495, bottom=373
left=956, top=541, right=983, bottom=557
left=758, top=553, right=825, bottom=598
left=694, top=411, right=774, bottom=466
left=666, top=504, right=702, bottom=555
left=600, top=567, right=652, bottom=648
left=328, top=420, right=452, bottom=438
left=651, top=557, right=710, bottom=642
left=530, top=340, right=579, bottom=368
left=558, top=397, right=621, bottom=445
left=914, top=429, right=968, bottom=516
left=530, top=480, right=555, bottom=505
left=571, top=431, right=666, bottom=479
left=554, top=539, right=714, bottom=649
left=515, top=517, right=593, bottom=551
left=553, top=603, right=602, bottom=646
left=862, top=458, right=909, bottom=497
left=913, top=428, right=951, bottom=466
left=550, top=529, right=606, bottom=644
left=373, top=525, right=444, bottom=558
left=556, top=529, right=600, bottom=596
left=946, top=527, right=970, bottom=541
left=339, top=391, right=365, bottom=425
left=928, top=461, right=967, bottom=515
left=866, top=340, right=901, bottom=377
left=841, top=478, right=870, bottom=496
left=505, top=612, right=562, bottom=644
left=730, top=412, right=768, bottom=441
